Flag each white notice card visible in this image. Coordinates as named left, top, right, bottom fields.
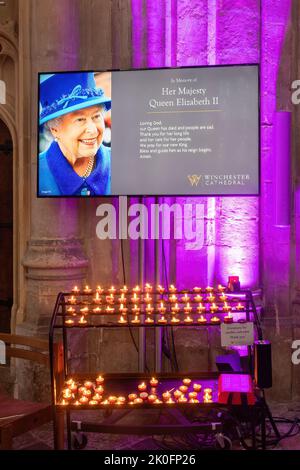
left=221, top=322, right=254, bottom=347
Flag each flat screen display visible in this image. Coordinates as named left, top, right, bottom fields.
left=37, top=65, right=259, bottom=197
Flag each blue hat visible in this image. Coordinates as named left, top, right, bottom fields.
left=39, top=72, right=111, bottom=125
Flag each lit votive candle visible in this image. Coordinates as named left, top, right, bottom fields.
left=117, top=396, right=126, bottom=404
left=166, top=398, right=175, bottom=404
left=108, top=396, right=117, bottom=404
left=106, top=294, right=114, bottom=304
left=183, top=378, right=191, bottom=386
left=92, top=393, right=102, bottom=402
left=66, top=306, right=76, bottom=315
left=218, top=284, right=226, bottom=292
left=145, top=283, right=152, bottom=293
left=84, top=285, right=92, bottom=294
left=72, top=286, right=80, bottom=294
left=206, top=286, right=214, bottom=293
left=144, top=293, right=152, bottom=303
left=162, top=391, right=171, bottom=402
left=108, top=286, right=116, bottom=294
left=134, top=398, right=143, bottom=404
left=128, top=393, right=137, bottom=401
left=197, top=303, right=206, bottom=313
left=179, top=385, right=188, bottom=394
left=169, top=294, right=178, bottom=303
left=95, top=385, right=104, bottom=394
left=181, top=293, right=190, bottom=303
left=80, top=307, right=89, bottom=315
left=236, top=302, right=244, bottom=311
left=171, top=316, right=180, bottom=324
left=69, top=383, right=77, bottom=393
left=204, top=388, right=212, bottom=394
left=188, top=391, right=198, bottom=399
left=89, top=400, right=98, bottom=406
left=169, top=284, right=177, bottom=293
left=82, top=389, right=92, bottom=398
left=64, top=318, right=74, bottom=327
left=74, top=400, right=81, bottom=406
left=178, top=396, right=188, bottom=403
left=131, top=315, right=140, bottom=324
left=79, top=396, right=89, bottom=404
left=118, top=315, right=127, bottom=324
left=211, top=316, right=221, bottom=324
left=219, top=294, right=227, bottom=302
left=184, top=315, right=193, bottom=324
left=193, top=286, right=202, bottom=293
left=174, top=390, right=182, bottom=400
left=157, top=285, right=165, bottom=294
left=119, top=304, right=128, bottom=314
left=96, top=375, right=104, bottom=385
left=149, top=377, right=158, bottom=387
left=101, top=400, right=109, bottom=405
left=67, top=296, right=76, bottom=304
left=78, top=316, right=87, bottom=326
left=158, top=315, right=167, bottom=324
left=140, top=392, right=148, bottom=401
left=60, top=399, right=68, bottom=406
left=224, top=314, right=233, bottom=324
left=133, top=285, right=141, bottom=293
left=96, top=285, right=104, bottom=294
left=105, top=306, right=115, bottom=314
left=62, top=389, right=73, bottom=400
left=119, top=294, right=127, bottom=303
left=183, top=303, right=192, bottom=314
left=93, top=292, right=101, bottom=304
left=189, top=398, right=199, bottom=403
left=194, top=294, right=203, bottom=302
left=222, top=302, right=231, bottom=312
left=120, top=285, right=128, bottom=294
left=153, top=399, right=163, bottom=404
left=193, top=383, right=202, bottom=392
left=197, top=315, right=207, bottom=324
left=131, top=292, right=140, bottom=303
left=158, top=302, right=166, bottom=313
left=146, top=303, right=154, bottom=314
left=207, top=293, right=215, bottom=303
left=171, top=303, right=180, bottom=314
left=148, top=394, right=157, bottom=404
left=210, top=303, right=218, bottom=313
left=145, top=316, right=154, bottom=324
left=78, top=386, right=87, bottom=395
left=93, top=307, right=102, bottom=314
left=138, top=382, right=147, bottom=392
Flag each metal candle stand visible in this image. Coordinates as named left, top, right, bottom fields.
left=49, top=286, right=264, bottom=450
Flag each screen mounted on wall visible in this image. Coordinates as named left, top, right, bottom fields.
left=37, top=65, right=259, bottom=197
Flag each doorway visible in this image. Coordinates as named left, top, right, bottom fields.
left=0, top=119, right=13, bottom=333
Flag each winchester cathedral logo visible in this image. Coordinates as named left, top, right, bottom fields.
left=188, top=174, right=202, bottom=186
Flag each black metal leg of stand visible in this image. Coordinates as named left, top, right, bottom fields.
left=66, top=409, right=72, bottom=450
left=262, top=399, right=280, bottom=439
left=260, top=402, right=266, bottom=450
left=251, top=407, right=256, bottom=450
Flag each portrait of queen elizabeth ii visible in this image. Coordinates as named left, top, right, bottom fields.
left=38, top=71, right=111, bottom=196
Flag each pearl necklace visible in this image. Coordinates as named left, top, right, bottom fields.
left=81, top=155, right=95, bottom=179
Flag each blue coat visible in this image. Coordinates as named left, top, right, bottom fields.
left=38, top=141, right=111, bottom=196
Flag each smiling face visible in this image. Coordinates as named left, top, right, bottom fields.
left=49, top=105, right=105, bottom=164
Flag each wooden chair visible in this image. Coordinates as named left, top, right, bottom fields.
left=0, top=333, right=61, bottom=450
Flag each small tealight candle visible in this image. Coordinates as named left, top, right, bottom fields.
left=236, top=302, right=244, bottom=311
left=92, top=393, right=102, bottom=402
left=131, top=292, right=140, bottom=303
left=158, top=302, right=166, bottom=313
left=169, top=294, right=178, bottom=303
left=211, top=316, right=221, bottom=324
left=84, top=285, right=92, bottom=294
left=210, top=303, right=218, bottom=313
left=80, top=307, right=89, bottom=315
left=106, top=294, right=114, bottom=304
left=64, top=318, right=74, bottom=327
left=140, top=392, right=148, bottom=401
left=207, top=293, right=215, bottom=303
left=78, top=386, right=87, bottom=395
left=188, top=391, right=198, bottom=399
left=74, top=400, right=81, bottom=406
left=96, top=375, right=104, bottom=385
left=193, top=286, right=202, bottom=293
left=60, top=399, right=68, bottom=406
left=134, top=398, right=143, bottom=404
left=174, top=390, right=182, bottom=400
left=206, top=286, right=214, bottom=293
left=193, top=383, right=202, bottom=392
left=181, top=294, right=190, bottom=303
left=148, top=394, right=157, bottom=403
left=144, top=293, right=152, bottom=303
left=184, top=315, right=193, bottom=324
left=120, top=285, right=128, bottom=294
left=194, top=294, right=203, bottom=302
left=132, top=305, right=140, bottom=314
left=145, top=316, right=154, bottom=324
left=79, top=396, right=89, bottom=404
left=128, top=393, right=137, bottom=401
left=66, top=306, right=76, bottom=315
left=153, top=399, right=163, bottom=404
left=119, top=294, right=127, bottom=303
left=171, top=303, right=180, bottom=314
left=204, top=388, right=212, bottom=394
left=108, top=396, right=117, bottom=404
left=82, top=389, right=92, bottom=398
left=68, top=296, right=76, bottom=304
left=183, top=378, right=191, bottom=386
left=105, top=306, right=115, bottom=314
left=78, top=316, right=87, bottom=326
left=119, top=303, right=128, bottom=314
left=108, top=286, right=116, bottom=294
left=93, top=307, right=102, bottom=314
left=183, top=303, right=192, bottom=314
left=169, top=284, right=177, bottom=293
left=84, top=381, right=94, bottom=389
left=224, top=314, right=233, bottom=323
left=157, top=285, right=165, bottom=293
left=93, top=292, right=101, bottom=304
left=89, top=400, right=98, bottom=406
left=144, top=283, right=152, bottom=293
left=118, top=315, right=127, bottom=324
left=189, top=398, right=199, bottom=403
left=72, top=286, right=80, bottom=294
left=222, top=302, right=231, bottom=312
left=101, top=400, right=109, bottom=405
left=95, top=386, right=104, bottom=395
left=218, top=284, right=226, bottom=292
left=138, top=382, right=147, bottom=392
left=150, top=377, right=158, bottom=387
left=69, top=384, right=77, bottom=394
left=171, top=316, right=180, bottom=324
left=62, top=389, right=73, bottom=400
left=133, top=285, right=141, bottom=293
left=96, top=285, right=104, bottom=294
left=158, top=315, right=167, bottom=324
left=197, top=315, right=207, bottom=324
left=197, top=303, right=206, bottom=313
left=162, top=391, right=171, bottom=402
left=178, top=396, right=188, bottom=403
left=66, top=378, right=74, bottom=386
left=146, top=303, right=154, bottom=314
left=117, top=396, right=126, bottom=404
left=131, top=315, right=140, bottom=324
left=179, top=385, right=188, bottom=394
left=219, top=294, right=227, bottom=302
left=166, top=398, right=175, bottom=404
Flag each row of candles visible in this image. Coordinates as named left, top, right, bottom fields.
left=70, top=284, right=227, bottom=295
left=59, top=376, right=214, bottom=406
left=64, top=313, right=236, bottom=327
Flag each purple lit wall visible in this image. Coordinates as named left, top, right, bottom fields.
left=131, top=0, right=291, bottom=292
